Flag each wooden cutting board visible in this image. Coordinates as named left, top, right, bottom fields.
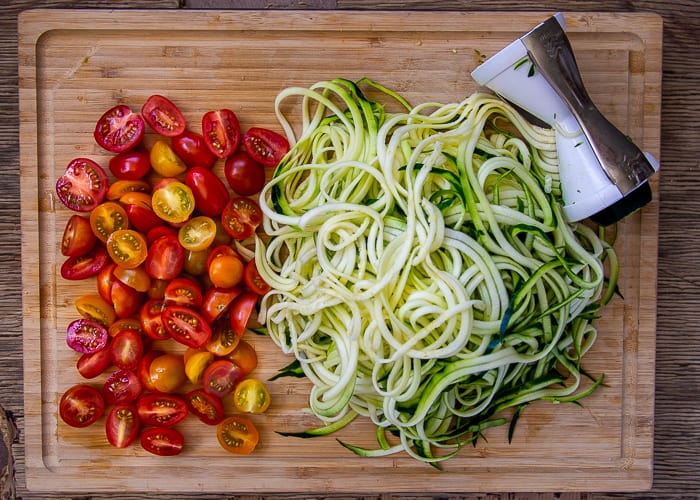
left=18, top=9, right=661, bottom=494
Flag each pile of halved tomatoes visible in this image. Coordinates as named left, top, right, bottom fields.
left=55, top=94, right=289, bottom=456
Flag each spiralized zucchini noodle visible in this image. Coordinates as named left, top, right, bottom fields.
left=256, top=78, right=618, bottom=465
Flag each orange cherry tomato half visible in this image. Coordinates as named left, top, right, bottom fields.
left=148, top=353, right=186, bottom=394
left=149, top=139, right=188, bottom=177
left=90, top=201, right=129, bottom=243
left=233, top=378, right=271, bottom=414
left=75, top=294, right=117, bottom=327
left=108, top=317, right=143, bottom=338
left=106, top=179, right=151, bottom=201
left=106, top=229, right=148, bottom=269
left=204, top=319, right=241, bottom=356
left=113, top=265, right=152, bottom=292
left=216, top=415, right=259, bottom=455
left=224, top=338, right=258, bottom=376
left=61, top=214, right=97, bottom=257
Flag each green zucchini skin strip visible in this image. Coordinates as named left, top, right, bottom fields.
left=258, top=78, right=620, bottom=465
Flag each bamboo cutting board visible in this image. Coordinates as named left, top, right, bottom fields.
left=18, top=9, right=660, bottom=494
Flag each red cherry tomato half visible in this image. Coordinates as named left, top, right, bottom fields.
left=103, top=368, right=143, bottom=405
left=202, top=109, right=241, bottom=159
left=221, top=197, right=263, bottom=240
left=108, top=149, right=151, bottom=180
left=141, top=94, right=186, bottom=137
left=185, top=388, right=225, bottom=425
left=61, top=214, right=97, bottom=257
left=145, top=234, right=185, bottom=280
left=93, top=104, right=145, bottom=153
left=224, top=150, right=266, bottom=196
left=140, top=426, right=184, bottom=456
left=66, top=318, right=109, bottom=354
left=164, top=277, right=203, bottom=309
left=61, top=243, right=109, bottom=280
left=56, top=158, right=109, bottom=212
left=162, top=305, right=212, bottom=349
left=105, top=403, right=140, bottom=448
left=184, top=166, right=230, bottom=217
left=59, top=384, right=105, bottom=428
left=139, top=299, right=169, bottom=341
left=76, top=343, right=112, bottom=379
left=171, top=130, right=217, bottom=169
left=242, top=127, right=290, bottom=167
left=229, top=291, right=259, bottom=337
left=202, top=359, right=243, bottom=398
left=109, top=329, right=144, bottom=371
left=244, top=258, right=271, bottom=295
left=137, top=393, right=188, bottom=427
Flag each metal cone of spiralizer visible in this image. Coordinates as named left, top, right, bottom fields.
left=470, top=13, right=659, bottom=225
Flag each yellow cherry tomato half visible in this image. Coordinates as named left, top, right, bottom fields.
left=151, top=180, right=195, bottom=224
left=150, top=139, right=187, bottom=177
left=75, top=294, right=117, bottom=327
left=184, top=350, right=215, bottom=385
left=178, top=215, right=217, bottom=252
left=106, top=229, right=148, bottom=269
left=232, top=378, right=271, bottom=414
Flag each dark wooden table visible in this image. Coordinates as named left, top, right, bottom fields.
left=2, top=0, right=698, bottom=498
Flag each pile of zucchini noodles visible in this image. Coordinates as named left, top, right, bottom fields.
left=255, top=78, right=617, bottom=465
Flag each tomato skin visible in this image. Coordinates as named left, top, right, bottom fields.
left=216, top=415, right=259, bottom=455
left=242, top=127, right=290, bottom=167
left=185, top=388, right=225, bottom=425
left=184, top=166, right=230, bottom=217
left=113, top=265, right=151, bottom=293
left=136, top=393, right=188, bottom=427
left=151, top=180, right=196, bottom=224
left=244, top=258, right=271, bottom=295
left=233, top=378, right=271, bottom=414
left=146, top=225, right=178, bottom=245
left=171, top=130, right=217, bottom=168
left=144, top=234, right=185, bottom=280
left=137, top=349, right=165, bottom=392
left=140, top=426, right=184, bottom=456
left=141, top=95, right=186, bottom=137
left=108, top=149, right=151, bottom=180
left=105, top=403, right=140, bottom=448
left=162, top=305, right=212, bottom=349
left=90, top=201, right=129, bottom=243
left=76, top=345, right=113, bottom=379
left=94, top=104, right=145, bottom=153
left=164, top=277, right=203, bottom=309
left=124, top=202, right=164, bottom=234
left=61, top=214, right=97, bottom=257
left=208, top=253, right=244, bottom=289
left=109, top=279, right=146, bottom=319
left=108, top=317, right=143, bottom=338
left=202, top=359, right=243, bottom=398
left=229, top=292, right=259, bottom=337
left=184, top=350, right=214, bottom=385
left=202, top=109, right=241, bottom=158
left=200, top=286, right=242, bottom=324
left=205, top=319, right=241, bottom=356
left=149, top=139, right=188, bottom=177
left=110, top=329, right=144, bottom=370
left=59, top=384, right=105, bottom=428
left=224, top=151, right=266, bottom=196
left=106, top=229, right=148, bottom=269
left=56, top=158, right=109, bottom=212
left=148, top=353, right=186, bottom=393
left=106, top=179, right=151, bottom=201
left=224, top=338, right=258, bottom=376
left=66, top=318, right=109, bottom=354
left=61, top=244, right=109, bottom=280
left=103, top=368, right=143, bottom=405
left=221, top=197, right=263, bottom=240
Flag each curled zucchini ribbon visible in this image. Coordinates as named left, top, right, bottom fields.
left=257, top=78, right=618, bottom=464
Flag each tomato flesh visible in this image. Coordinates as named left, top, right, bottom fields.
left=216, top=415, right=259, bottom=455
left=105, top=403, right=140, bottom=448
left=90, top=201, right=129, bottom=243
left=141, top=95, right=186, bottom=137
left=106, top=229, right=148, bottom=269
left=94, top=104, right=145, bottom=153
left=140, top=426, right=184, bottom=456
left=137, top=393, right=188, bottom=427
left=202, top=359, right=242, bottom=398
left=103, top=368, right=143, bottom=405
left=202, top=109, right=241, bottom=158
left=185, top=388, right=225, bottom=425
left=151, top=180, right=195, bottom=224
left=59, top=384, right=105, bottom=428
left=61, top=214, right=97, bottom=257
left=221, top=197, right=263, bottom=240
left=242, top=126, right=290, bottom=167
left=164, top=277, right=203, bottom=309
left=56, top=158, right=109, bottom=212
left=233, top=378, right=271, bottom=414
left=162, top=305, right=212, bottom=349
left=145, top=234, right=185, bottom=281
left=66, top=318, right=109, bottom=354
left=244, top=258, right=271, bottom=295
left=110, top=329, right=144, bottom=370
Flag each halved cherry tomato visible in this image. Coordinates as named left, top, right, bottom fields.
left=224, top=338, right=258, bottom=376
left=90, top=201, right=129, bottom=243
left=61, top=244, right=109, bottom=280
left=108, top=317, right=143, bottom=338
left=162, top=305, right=212, bottom=348
left=224, top=150, right=265, bottom=196
left=140, top=426, right=184, bottom=456
left=216, top=415, right=259, bottom=455
left=185, top=388, right=225, bottom=425
left=105, top=403, right=140, bottom=448
left=109, top=279, right=146, bottom=319
left=229, top=292, right=259, bottom=337
left=103, top=368, right=143, bottom=405
left=244, top=258, right=271, bottom=295
left=221, top=197, right=262, bottom=240
left=202, top=108, right=241, bottom=158
left=56, top=158, right=108, bottom=212
left=164, top=277, right=203, bottom=309
left=242, top=127, right=290, bottom=167
left=208, top=253, right=244, bottom=289
left=75, top=294, right=117, bottom=327
left=184, top=166, right=230, bottom=217
left=178, top=215, right=217, bottom=252
left=113, top=265, right=151, bottom=292
left=202, top=359, right=242, bottom=398
left=136, top=394, right=188, bottom=427
left=59, top=384, right=105, bottom=428
left=139, top=298, right=168, bottom=341
left=108, top=149, right=150, bottom=180
left=106, top=229, right=148, bottom=269
left=200, top=286, right=242, bottom=323
left=149, top=139, right=188, bottom=177
left=148, top=353, right=186, bottom=393
left=171, top=129, right=216, bottom=168
left=141, top=94, right=186, bottom=137
left=144, top=234, right=185, bottom=280
left=205, top=319, right=241, bottom=356
left=137, top=349, right=165, bottom=392
left=97, top=262, right=117, bottom=301
left=184, top=350, right=215, bottom=385
left=61, top=214, right=97, bottom=257
left=106, top=179, right=151, bottom=201
left=94, top=104, right=145, bottom=153
left=151, top=180, right=195, bottom=224
left=76, top=345, right=112, bottom=379
left=66, top=318, right=108, bottom=354
left=110, top=329, right=144, bottom=370
left=233, top=378, right=271, bottom=414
